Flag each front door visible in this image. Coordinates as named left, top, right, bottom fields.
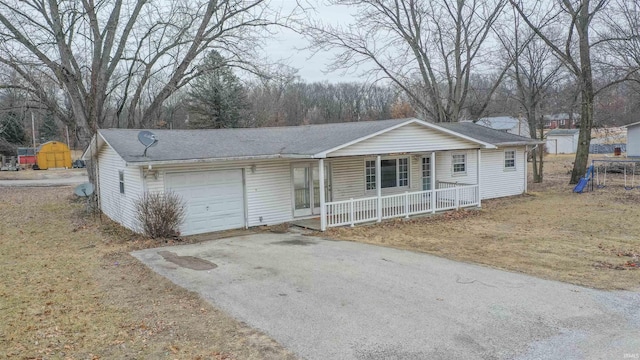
left=293, top=163, right=331, bottom=217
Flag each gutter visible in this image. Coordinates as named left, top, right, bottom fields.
left=125, top=153, right=316, bottom=167
left=494, top=141, right=544, bottom=147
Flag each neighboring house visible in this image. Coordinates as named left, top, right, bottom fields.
left=83, top=118, right=540, bottom=236
left=469, top=116, right=531, bottom=138
left=546, top=129, right=580, bottom=154
left=624, top=121, right=640, bottom=157
left=544, top=113, right=580, bottom=129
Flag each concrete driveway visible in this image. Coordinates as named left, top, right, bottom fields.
left=132, top=233, right=640, bottom=360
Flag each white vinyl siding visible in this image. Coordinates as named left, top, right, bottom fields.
left=627, top=125, right=640, bottom=157
left=96, top=144, right=143, bottom=232
left=328, top=122, right=479, bottom=157
left=436, top=150, right=478, bottom=185
left=480, top=148, right=527, bottom=199
left=143, top=159, right=294, bottom=228
left=331, top=156, right=423, bottom=201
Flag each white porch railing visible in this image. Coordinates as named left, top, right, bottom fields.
left=324, top=184, right=479, bottom=228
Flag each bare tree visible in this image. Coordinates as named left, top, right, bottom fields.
left=0, top=0, right=282, bottom=145
left=509, top=0, right=632, bottom=184
left=496, top=11, right=564, bottom=183
left=306, top=0, right=508, bottom=123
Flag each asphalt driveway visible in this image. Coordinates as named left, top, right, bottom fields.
left=132, top=233, right=640, bottom=360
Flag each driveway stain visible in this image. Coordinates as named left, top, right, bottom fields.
left=157, top=250, right=217, bottom=270
left=272, top=238, right=317, bottom=246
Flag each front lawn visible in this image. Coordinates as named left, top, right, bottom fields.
left=0, top=187, right=294, bottom=359
left=326, top=155, right=640, bottom=290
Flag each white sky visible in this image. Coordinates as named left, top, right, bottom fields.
left=261, top=0, right=365, bottom=83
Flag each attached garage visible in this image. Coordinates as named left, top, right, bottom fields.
left=165, top=170, right=245, bottom=236
left=85, top=119, right=541, bottom=236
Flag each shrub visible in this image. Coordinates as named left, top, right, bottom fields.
left=134, top=191, right=185, bottom=239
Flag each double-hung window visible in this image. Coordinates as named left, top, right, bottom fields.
left=452, top=153, right=466, bottom=175
left=504, top=150, right=516, bottom=170
left=365, top=157, right=409, bottom=190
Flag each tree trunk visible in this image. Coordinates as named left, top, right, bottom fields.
left=570, top=12, right=595, bottom=185
left=537, top=121, right=544, bottom=182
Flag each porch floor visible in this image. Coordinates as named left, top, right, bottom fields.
left=290, top=218, right=322, bottom=231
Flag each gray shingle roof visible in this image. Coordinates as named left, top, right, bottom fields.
left=97, top=118, right=539, bottom=164
left=100, top=119, right=410, bottom=163
left=438, top=122, right=540, bottom=146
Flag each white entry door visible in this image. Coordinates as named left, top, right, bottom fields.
left=165, top=170, right=245, bottom=235
left=292, top=163, right=331, bottom=217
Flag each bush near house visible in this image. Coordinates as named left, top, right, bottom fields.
left=135, top=191, right=185, bottom=239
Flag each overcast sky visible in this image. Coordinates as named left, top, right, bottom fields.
left=261, top=0, right=365, bottom=83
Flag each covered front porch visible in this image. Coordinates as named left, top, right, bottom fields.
left=292, top=180, right=480, bottom=231
left=292, top=149, right=483, bottom=231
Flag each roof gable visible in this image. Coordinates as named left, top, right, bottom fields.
left=325, top=121, right=489, bottom=157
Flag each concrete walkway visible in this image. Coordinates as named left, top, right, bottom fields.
left=132, top=233, right=640, bottom=360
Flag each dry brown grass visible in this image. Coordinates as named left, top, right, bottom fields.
left=326, top=154, right=640, bottom=291
left=0, top=187, right=295, bottom=359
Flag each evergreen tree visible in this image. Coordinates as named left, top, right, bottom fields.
left=39, top=112, right=59, bottom=142
left=187, top=51, right=249, bottom=129
left=0, top=111, right=26, bottom=144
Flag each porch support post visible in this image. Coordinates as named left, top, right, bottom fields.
left=319, top=158, right=326, bottom=231
left=376, top=155, right=382, bottom=222
left=431, top=152, right=436, bottom=213
left=523, top=148, right=528, bottom=194
left=477, top=148, right=482, bottom=208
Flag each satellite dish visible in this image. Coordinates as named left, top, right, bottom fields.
left=137, top=130, right=158, bottom=157
left=74, top=183, right=95, bottom=197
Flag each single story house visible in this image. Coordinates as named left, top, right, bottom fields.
left=466, top=116, right=531, bottom=138
left=83, top=118, right=540, bottom=236
left=546, top=129, right=579, bottom=154
left=624, top=121, right=640, bottom=157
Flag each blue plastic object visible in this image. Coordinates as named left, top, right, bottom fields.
left=573, top=165, right=594, bottom=193
left=573, top=177, right=588, bottom=193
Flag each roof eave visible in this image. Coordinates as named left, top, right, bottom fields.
left=494, top=141, right=544, bottom=147
left=124, top=153, right=315, bottom=167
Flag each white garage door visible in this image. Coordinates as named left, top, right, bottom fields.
left=165, top=170, right=245, bottom=235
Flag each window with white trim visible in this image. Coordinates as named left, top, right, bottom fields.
left=504, top=150, right=516, bottom=170
left=365, top=160, right=376, bottom=190
left=119, top=170, right=125, bottom=194
left=365, top=157, right=410, bottom=190
left=422, top=156, right=431, bottom=190
left=452, top=153, right=466, bottom=175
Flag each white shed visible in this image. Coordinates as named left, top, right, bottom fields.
left=546, top=129, right=579, bottom=154
left=625, top=122, right=640, bottom=157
